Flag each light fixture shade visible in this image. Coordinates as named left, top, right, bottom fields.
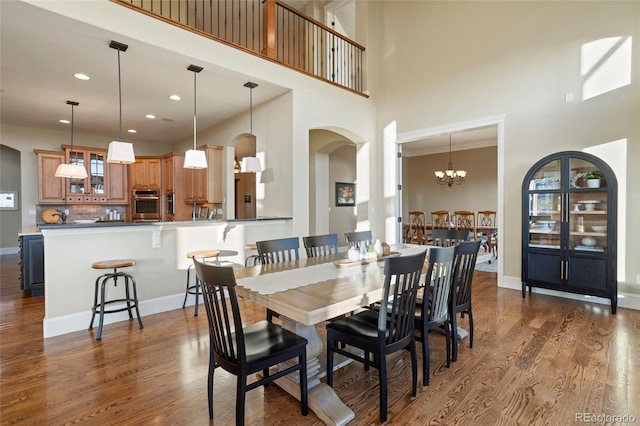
left=54, top=163, right=88, bottom=179
left=107, top=141, right=136, bottom=164
left=240, top=156, right=262, bottom=173
left=184, top=149, right=208, bottom=169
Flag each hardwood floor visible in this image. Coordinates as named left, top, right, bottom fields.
left=1, top=253, right=638, bottom=425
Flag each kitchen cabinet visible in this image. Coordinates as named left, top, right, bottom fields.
left=162, top=153, right=191, bottom=221
left=184, top=145, right=222, bottom=203
left=521, top=151, right=617, bottom=313
left=19, top=234, right=44, bottom=296
left=130, top=157, right=162, bottom=189
left=64, top=146, right=108, bottom=203
left=34, top=150, right=66, bottom=204
left=107, top=162, right=129, bottom=204
left=35, top=146, right=128, bottom=206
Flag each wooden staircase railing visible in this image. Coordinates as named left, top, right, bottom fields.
left=112, top=0, right=366, bottom=95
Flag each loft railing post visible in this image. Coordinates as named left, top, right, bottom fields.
left=262, top=0, right=277, bottom=59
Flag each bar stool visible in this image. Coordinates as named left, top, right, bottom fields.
left=244, top=243, right=261, bottom=266
left=89, top=259, right=143, bottom=340
left=182, top=250, right=220, bottom=316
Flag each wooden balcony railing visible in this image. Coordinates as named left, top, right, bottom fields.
left=113, top=0, right=366, bottom=95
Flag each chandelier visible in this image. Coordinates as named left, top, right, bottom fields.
left=434, top=134, right=466, bottom=187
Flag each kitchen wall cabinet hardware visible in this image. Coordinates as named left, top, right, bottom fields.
left=521, top=151, right=617, bottom=313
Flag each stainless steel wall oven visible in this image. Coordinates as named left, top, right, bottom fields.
left=132, top=189, right=161, bottom=221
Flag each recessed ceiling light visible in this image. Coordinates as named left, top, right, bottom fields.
left=73, top=73, right=90, bottom=80
left=59, top=119, right=70, bottom=124
left=169, top=95, right=181, bottom=101
left=145, top=114, right=156, bottom=119
left=127, top=129, right=137, bottom=133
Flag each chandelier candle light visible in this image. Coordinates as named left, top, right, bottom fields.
left=55, top=100, right=88, bottom=179
left=107, top=40, right=136, bottom=164
left=434, top=134, right=466, bottom=187
left=183, top=65, right=207, bottom=169
left=240, top=82, right=262, bottom=173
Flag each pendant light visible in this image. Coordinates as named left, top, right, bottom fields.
left=434, top=134, right=466, bottom=187
left=55, top=100, right=88, bottom=179
left=183, top=64, right=207, bottom=169
left=240, top=82, right=262, bottom=173
left=107, top=40, right=136, bottom=164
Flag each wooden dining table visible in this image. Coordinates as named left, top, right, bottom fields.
left=403, top=223, right=498, bottom=252
left=233, top=244, right=427, bottom=426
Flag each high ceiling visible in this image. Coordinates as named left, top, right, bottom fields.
left=1, top=1, right=496, bottom=153
left=0, top=1, right=289, bottom=145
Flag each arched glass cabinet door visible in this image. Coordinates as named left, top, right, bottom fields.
left=525, top=157, right=562, bottom=249
left=568, top=157, right=608, bottom=252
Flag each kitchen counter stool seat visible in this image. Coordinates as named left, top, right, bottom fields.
left=89, top=259, right=143, bottom=340
left=182, top=250, right=220, bottom=316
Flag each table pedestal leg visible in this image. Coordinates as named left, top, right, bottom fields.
left=272, top=316, right=355, bottom=426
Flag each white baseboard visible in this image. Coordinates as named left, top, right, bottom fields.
left=499, top=274, right=640, bottom=312
left=43, top=292, right=199, bottom=338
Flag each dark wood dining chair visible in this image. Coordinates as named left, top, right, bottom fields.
left=415, top=245, right=456, bottom=386
left=302, top=233, right=339, bottom=257
left=450, top=240, right=481, bottom=362
left=255, top=237, right=300, bottom=321
left=193, top=259, right=309, bottom=425
left=431, top=229, right=470, bottom=247
left=407, top=211, right=429, bottom=244
left=256, top=237, right=300, bottom=263
left=344, top=230, right=372, bottom=250
left=326, top=250, right=427, bottom=422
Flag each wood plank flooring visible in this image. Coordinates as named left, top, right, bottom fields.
left=1, top=253, right=638, bottom=425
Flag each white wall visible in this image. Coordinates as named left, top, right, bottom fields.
left=368, top=1, right=640, bottom=294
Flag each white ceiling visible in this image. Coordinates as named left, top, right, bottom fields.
left=0, top=1, right=496, bottom=153
left=0, top=1, right=289, bottom=145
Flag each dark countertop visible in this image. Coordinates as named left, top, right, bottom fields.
left=37, top=217, right=292, bottom=230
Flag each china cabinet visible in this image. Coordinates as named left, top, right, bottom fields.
left=521, top=151, right=617, bottom=313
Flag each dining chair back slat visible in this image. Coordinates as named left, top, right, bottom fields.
left=303, top=233, right=339, bottom=257
left=256, top=237, right=300, bottom=263
left=193, top=259, right=309, bottom=424
left=344, top=230, right=373, bottom=250
left=453, top=210, right=476, bottom=238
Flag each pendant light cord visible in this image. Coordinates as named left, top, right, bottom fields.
left=117, top=49, right=123, bottom=141
left=193, top=70, right=197, bottom=150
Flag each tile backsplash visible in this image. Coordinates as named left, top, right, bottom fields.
left=36, top=205, right=128, bottom=225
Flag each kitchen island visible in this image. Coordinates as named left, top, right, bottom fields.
left=39, top=218, right=292, bottom=338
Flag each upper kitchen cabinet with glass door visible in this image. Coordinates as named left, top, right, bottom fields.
left=522, top=151, right=617, bottom=313
left=64, top=145, right=108, bottom=204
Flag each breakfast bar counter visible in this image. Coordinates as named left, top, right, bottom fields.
left=40, top=218, right=292, bottom=338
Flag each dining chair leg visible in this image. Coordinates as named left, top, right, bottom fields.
left=208, top=357, right=215, bottom=419
left=409, top=343, right=418, bottom=396
left=299, top=353, right=309, bottom=416
left=468, top=308, right=474, bottom=348
left=444, top=323, right=451, bottom=368
left=422, top=332, right=430, bottom=386
left=379, top=356, right=388, bottom=422
left=326, top=339, right=335, bottom=387
left=262, top=368, right=270, bottom=387
left=451, top=311, right=459, bottom=362
left=237, top=377, right=246, bottom=426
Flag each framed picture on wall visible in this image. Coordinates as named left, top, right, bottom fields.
left=335, top=182, right=356, bottom=206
